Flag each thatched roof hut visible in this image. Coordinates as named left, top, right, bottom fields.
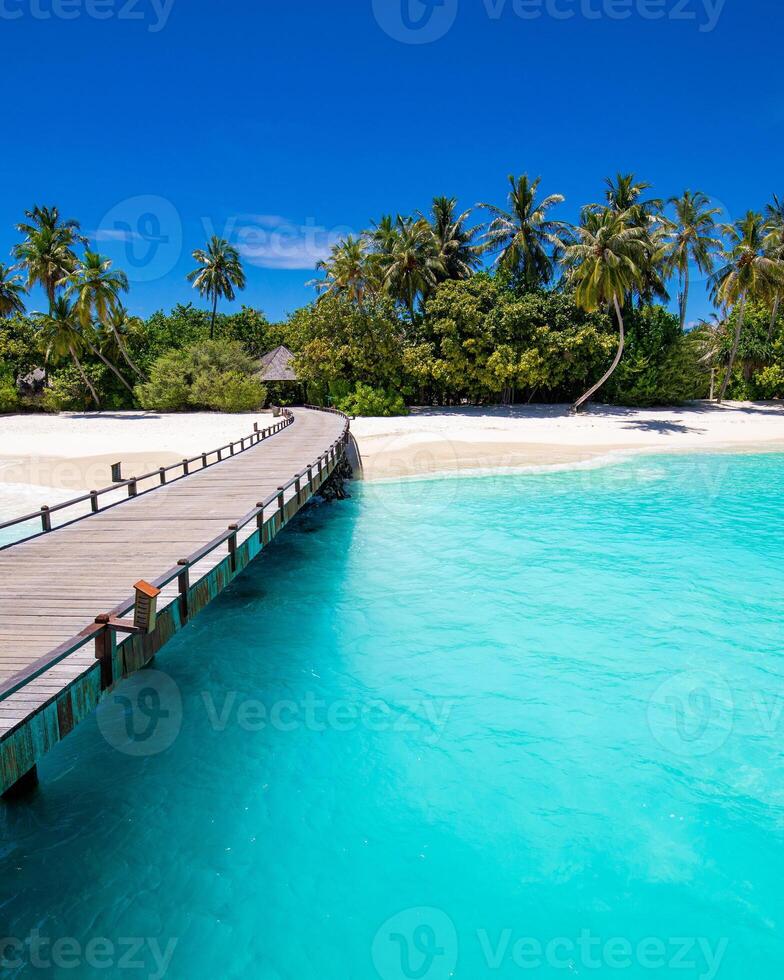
left=256, top=345, right=298, bottom=384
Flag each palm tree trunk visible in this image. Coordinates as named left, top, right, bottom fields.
left=767, top=294, right=780, bottom=342
left=210, top=291, right=218, bottom=340
left=69, top=344, right=100, bottom=408
left=111, top=326, right=143, bottom=377
left=718, top=294, right=746, bottom=404
left=680, top=265, right=690, bottom=331
left=572, top=294, right=626, bottom=413
left=85, top=341, right=135, bottom=394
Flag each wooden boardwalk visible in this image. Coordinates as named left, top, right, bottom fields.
left=0, top=407, right=349, bottom=795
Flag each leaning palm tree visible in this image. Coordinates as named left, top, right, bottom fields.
left=377, top=216, right=444, bottom=320
left=764, top=195, right=784, bottom=340
left=312, top=236, right=370, bottom=304
left=0, top=264, right=26, bottom=318
left=36, top=296, right=100, bottom=407
left=711, top=212, right=784, bottom=403
left=13, top=205, right=86, bottom=312
left=103, top=304, right=145, bottom=376
left=425, top=196, right=481, bottom=282
left=665, top=191, right=721, bottom=330
left=479, top=175, right=565, bottom=289
left=61, top=251, right=139, bottom=376
left=561, top=207, right=649, bottom=412
left=187, top=236, right=247, bottom=339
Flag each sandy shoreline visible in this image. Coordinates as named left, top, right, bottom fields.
left=351, top=402, right=784, bottom=480
left=0, top=405, right=783, bottom=506
left=0, top=411, right=271, bottom=492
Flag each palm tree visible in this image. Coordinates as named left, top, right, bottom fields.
left=425, top=197, right=481, bottom=281
left=561, top=207, right=649, bottom=412
left=187, top=237, right=246, bottom=339
left=764, top=195, right=784, bottom=340
left=593, top=174, right=666, bottom=309
left=693, top=312, right=727, bottom=400
left=665, top=191, right=721, bottom=330
left=60, top=251, right=139, bottom=376
left=0, top=264, right=26, bottom=318
left=711, top=212, right=784, bottom=403
left=600, top=173, right=662, bottom=222
left=479, top=175, right=565, bottom=289
left=376, top=216, right=444, bottom=320
left=13, top=206, right=85, bottom=312
left=36, top=297, right=100, bottom=407
left=103, top=304, right=144, bottom=375
left=312, top=236, right=370, bottom=304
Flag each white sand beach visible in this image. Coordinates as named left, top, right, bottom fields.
left=0, top=404, right=783, bottom=508
left=0, top=411, right=270, bottom=493
left=351, top=402, right=784, bottom=480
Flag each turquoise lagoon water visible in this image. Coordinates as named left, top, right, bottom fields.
left=2, top=453, right=784, bottom=979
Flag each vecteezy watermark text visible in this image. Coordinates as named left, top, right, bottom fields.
left=372, top=0, right=726, bottom=43
left=0, top=931, right=177, bottom=980
left=0, top=0, right=175, bottom=32
left=373, top=908, right=730, bottom=980
left=482, top=0, right=725, bottom=31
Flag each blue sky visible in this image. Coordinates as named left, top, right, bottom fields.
left=0, top=0, right=781, bottom=324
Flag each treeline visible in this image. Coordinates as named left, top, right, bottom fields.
left=1, top=175, right=784, bottom=415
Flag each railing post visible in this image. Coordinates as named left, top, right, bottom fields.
left=177, top=560, right=190, bottom=624
left=277, top=487, right=285, bottom=526
left=41, top=506, right=51, bottom=533
left=183, top=459, right=190, bottom=476
left=217, top=448, right=222, bottom=462
left=159, top=468, right=167, bottom=486
left=307, top=465, right=313, bottom=491
left=90, top=491, right=99, bottom=513
left=256, top=503, right=265, bottom=533
left=228, top=525, right=238, bottom=572
left=294, top=476, right=302, bottom=507
left=230, top=443, right=235, bottom=457
left=94, top=615, right=114, bottom=691
left=128, top=479, right=138, bottom=498
left=202, top=452, right=208, bottom=468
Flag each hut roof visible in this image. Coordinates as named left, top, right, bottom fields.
left=256, top=345, right=299, bottom=383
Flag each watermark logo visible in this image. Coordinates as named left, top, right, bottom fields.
left=372, top=0, right=459, bottom=43
left=96, top=669, right=183, bottom=757
left=372, top=908, right=459, bottom=979
left=647, top=669, right=734, bottom=757
left=96, top=194, right=182, bottom=283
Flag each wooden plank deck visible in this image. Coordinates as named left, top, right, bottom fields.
left=0, top=408, right=349, bottom=792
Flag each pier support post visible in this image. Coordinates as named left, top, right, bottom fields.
left=2, top=765, right=39, bottom=800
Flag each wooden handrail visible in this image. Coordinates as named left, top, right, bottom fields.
left=0, top=408, right=351, bottom=703
left=0, top=410, right=295, bottom=546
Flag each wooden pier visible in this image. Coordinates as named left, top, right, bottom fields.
left=0, top=407, right=350, bottom=796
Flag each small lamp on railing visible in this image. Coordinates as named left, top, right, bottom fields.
left=133, top=581, right=161, bottom=634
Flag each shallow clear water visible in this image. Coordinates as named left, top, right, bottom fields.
left=2, top=453, right=784, bottom=979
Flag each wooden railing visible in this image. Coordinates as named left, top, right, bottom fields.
left=0, top=411, right=295, bottom=549
left=0, top=408, right=351, bottom=704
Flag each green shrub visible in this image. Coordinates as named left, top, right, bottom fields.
left=190, top=371, right=267, bottom=412
left=0, top=366, right=18, bottom=413
left=39, top=363, right=119, bottom=412
left=135, top=339, right=267, bottom=413
left=607, top=307, right=707, bottom=406
left=753, top=365, right=784, bottom=399
left=335, top=383, right=407, bottom=417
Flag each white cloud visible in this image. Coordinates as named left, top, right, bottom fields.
left=93, top=227, right=144, bottom=243
left=234, top=217, right=353, bottom=271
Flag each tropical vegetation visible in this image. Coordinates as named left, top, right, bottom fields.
left=2, top=175, right=784, bottom=415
